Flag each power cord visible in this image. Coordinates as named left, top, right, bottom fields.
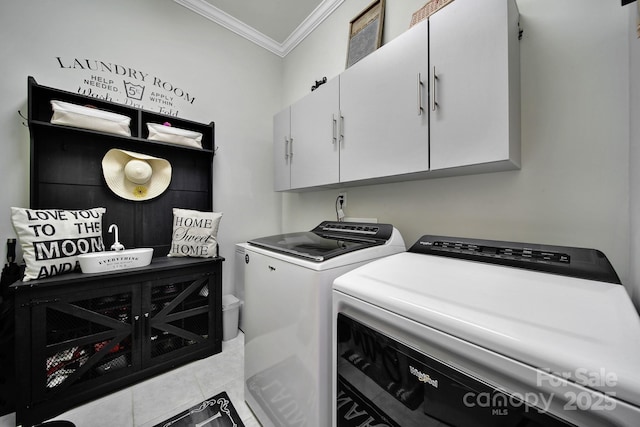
left=335, top=195, right=345, bottom=222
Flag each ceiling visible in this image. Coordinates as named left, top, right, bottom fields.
left=174, top=0, right=344, bottom=57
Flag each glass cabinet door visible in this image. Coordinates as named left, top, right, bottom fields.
left=31, top=285, right=140, bottom=403
left=145, top=273, right=213, bottom=364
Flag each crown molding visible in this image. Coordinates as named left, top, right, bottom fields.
left=280, top=0, right=344, bottom=56
left=174, top=0, right=344, bottom=57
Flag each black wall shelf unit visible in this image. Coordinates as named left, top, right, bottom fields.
left=27, top=76, right=216, bottom=256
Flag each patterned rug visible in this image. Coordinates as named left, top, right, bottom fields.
left=153, top=391, right=245, bottom=427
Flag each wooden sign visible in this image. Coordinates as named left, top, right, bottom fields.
left=410, top=0, right=454, bottom=27
left=346, top=0, right=385, bottom=68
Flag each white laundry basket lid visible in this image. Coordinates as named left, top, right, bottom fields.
left=222, top=294, right=242, bottom=310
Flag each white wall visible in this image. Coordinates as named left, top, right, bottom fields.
left=279, top=0, right=634, bottom=295
left=630, top=2, right=640, bottom=306
left=0, top=0, right=283, bottom=295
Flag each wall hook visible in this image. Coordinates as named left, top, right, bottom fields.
left=518, top=21, right=524, bottom=40
left=18, top=110, right=28, bottom=127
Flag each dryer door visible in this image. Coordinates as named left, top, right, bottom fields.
left=336, top=313, right=579, bottom=427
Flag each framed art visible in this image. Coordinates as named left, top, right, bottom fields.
left=346, top=0, right=385, bottom=68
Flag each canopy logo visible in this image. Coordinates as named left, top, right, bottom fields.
left=55, top=56, right=198, bottom=117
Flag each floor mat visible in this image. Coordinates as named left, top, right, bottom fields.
left=153, top=391, right=245, bottom=427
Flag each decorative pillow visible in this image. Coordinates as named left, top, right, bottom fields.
left=168, top=208, right=222, bottom=258
left=50, top=100, right=131, bottom=136
left=11, top=207, right=106, bottom=282
left=147, top=123, right=203, bottom=148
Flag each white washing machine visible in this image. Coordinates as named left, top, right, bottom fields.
left=243, top=221, right=405, bottom=427
left=333, top=235, right=640, bottom=427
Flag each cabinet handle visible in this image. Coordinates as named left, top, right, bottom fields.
left=144, top=312, right=150, bottom=337
left=332, top=114, right=338, bottom=144
left=339, top=114, right=345, bottom=143
left=289, top=137, right=294, bottom=159
left=417, top=73, right=424, bottom=116
left=431, top=66, right=439, bottom=112
left=133, top=315, right=140, bottom=341
left=284, top=137, right=289, bottom=160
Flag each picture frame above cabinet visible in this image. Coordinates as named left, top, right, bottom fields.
left=346, top=0, right=386, bottom=68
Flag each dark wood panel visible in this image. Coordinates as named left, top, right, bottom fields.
left=32, top=129, right=212, bottom=192
left=30, top=127, right=113, bottom=186
left=11, top=257, right=223, bottom=427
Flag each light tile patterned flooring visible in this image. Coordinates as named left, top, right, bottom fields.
left=0, top=332, right=260, bottom=427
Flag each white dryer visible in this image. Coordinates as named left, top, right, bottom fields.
left=243, top=221, right=405, bottom=427
left=333, top=235, right=640, bottom=427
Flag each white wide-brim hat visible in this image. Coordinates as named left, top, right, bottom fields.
left=102, top=149, right=172, bottom=201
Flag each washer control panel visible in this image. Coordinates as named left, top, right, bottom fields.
left=410, top=235, right=620, bottom=284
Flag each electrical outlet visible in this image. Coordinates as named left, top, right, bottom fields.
left=338, top=192, right=347, bottom=209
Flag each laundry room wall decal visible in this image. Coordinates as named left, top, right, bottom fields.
left=54, top=56, right=198, bottom=116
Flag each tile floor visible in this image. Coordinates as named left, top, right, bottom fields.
left=0, top=331, right=260, bottom=427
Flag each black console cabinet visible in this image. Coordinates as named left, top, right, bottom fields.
left=9, top=78, right=224, bottom=426
left=12, top=257, right=223, bottom=427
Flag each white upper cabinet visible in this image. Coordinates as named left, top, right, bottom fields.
left=429, top=0, right=520, bottom=171
left=339, top=19, right=429, bottom=183
left=274, top=77, right=340, bottom=191
left=272, top=0, right=520, bottom=191
left=290, top=76, right=340, bottom=190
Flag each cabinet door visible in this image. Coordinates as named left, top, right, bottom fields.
left=290, top=77, right=340, bottom=189
left=429, top=0, right=519, bottom=170
left=30, top=285, right=141, bottom=403
left=339, top=20, right=429, bottom=182
left=143, top=273, right=217, bottom=365
left=273, top=107, right=291, bottom=191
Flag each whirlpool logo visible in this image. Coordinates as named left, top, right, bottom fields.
left=410, top=366, right=438, bottom=388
